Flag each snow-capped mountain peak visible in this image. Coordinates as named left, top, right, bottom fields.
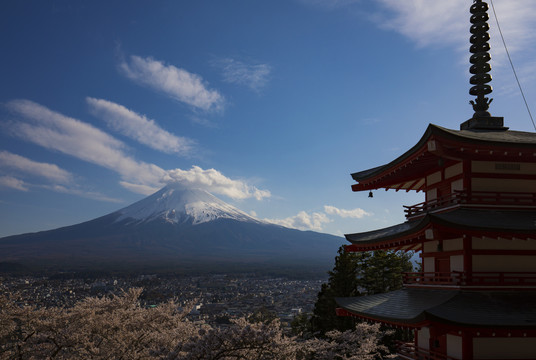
left=115, top=183, right=262, bottom=225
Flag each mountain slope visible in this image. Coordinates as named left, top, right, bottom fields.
left=0, top=183, right=343, bottom=272
left=115, top=184, right=261, bottom=225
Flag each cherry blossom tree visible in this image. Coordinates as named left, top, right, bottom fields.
left=1, top=288, right=393, bottom=360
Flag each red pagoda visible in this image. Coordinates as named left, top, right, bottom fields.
left=335, top=1, right=536, bottom=359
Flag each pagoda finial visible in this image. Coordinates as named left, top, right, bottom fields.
left=461, top=0, right=506, bottom=130
left=469, top=0, right=492, bottom=117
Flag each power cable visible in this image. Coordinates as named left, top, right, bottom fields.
left=489, top=0, right=536, bottom=131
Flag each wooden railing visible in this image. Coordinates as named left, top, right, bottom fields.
left=404, top=191, right=536, bottom=219
left=403, top=192, right=460, bottom=218
left=403, top=271, right=536, bottom=287
left=396, top=341, right=536, bottom=360
left=404, top=272, right=461, bottom=285
left=396, top=341, right=459, bottom=360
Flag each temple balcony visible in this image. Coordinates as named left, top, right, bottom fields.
left=396, top=340, right=529, bottom=360
left=403, top=271, right=536, bottom=289
left=404, top=190, right=536, bottom=220
left=396, top=341, right=459, bottom=360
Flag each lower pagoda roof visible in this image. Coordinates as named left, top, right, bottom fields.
left=336, top=288, right=536, bottom=328
left=345, top=208, right=536, bottom=250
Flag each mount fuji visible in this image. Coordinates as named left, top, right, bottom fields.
left=0, top=183, right=343, bottom=273
left=115, top=183, right=262, bottom=226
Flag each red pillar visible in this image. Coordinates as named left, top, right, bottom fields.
left=462, top=159, right=473, bottom=286
left=463, top=235, right=473, bottom=284
left=462, top=331, right=473, bottom=359
left=463, top=159, right=472, bottom=198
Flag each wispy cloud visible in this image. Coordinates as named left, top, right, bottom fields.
left=302, top=0, right=536, bottom=90
left=265, top=210, right=331, bottom=232
left=5, top=99, right=167, bottom=190
left=212, top=58, right=272, bottom=92
left=0, top=150, right=73, bottom=184
left=298, top=0, right=362, bottom=10
left=0, top=150, right=121, bottom=201
left=189, top=115, right=217, bottom=128
left=373, top=0, right=467, bottom=48
left=165, top=166, right=271, bottom=200
left=86, top=97, right=195, bottom=156
left=118, top=181, right=160, bottom=196
left=0, top=176, right=28, bottom=191
left=374, top=0, right=536, bottom=77
left=119, top=55, right=225, bottom=112
left=4, top=100, right=271, bottom=200
left=265, top=205, right=370, bottom=231
left=324, top=205, right=371, bottom=218
left=41, top=184, right=123, bottom=203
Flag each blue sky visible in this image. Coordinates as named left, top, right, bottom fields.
left=1, top=0, right=535, bottom=238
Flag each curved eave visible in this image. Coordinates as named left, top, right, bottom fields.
left=336, top=289, right=536, bottom=328
left=429, top=208, right=536, bottom=235
left=351, top=124, right=436, bottom=184
left=344, top=217, right=429, bottom=252
left=344, top=209, right=536, bottom=251
left=351, top=123, right=536, bottom=192
left=335, top=289, right=449, bottom=326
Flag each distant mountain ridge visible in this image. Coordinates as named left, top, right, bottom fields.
left=0, top=183, right=343, bottom=273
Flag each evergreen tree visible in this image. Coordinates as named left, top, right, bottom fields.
left=361, top=250, right=414, bottom=295
left=311, top=246, right=360, bottom=334
left=311, top=246, right=414, bottom=335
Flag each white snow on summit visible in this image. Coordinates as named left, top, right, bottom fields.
left=115, top=183, right=262, bottom=225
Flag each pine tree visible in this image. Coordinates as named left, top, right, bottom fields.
left=311, top=246, right=360, bottom=334
left=311, top=246, right=414, bottom=335
left=361, top=250, right=414, bottom=295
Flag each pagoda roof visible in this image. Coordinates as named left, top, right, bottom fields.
left=345, top=208, right=536, bottom=251
left=351, top=123, right=536, bottom=192
left=438, top=124, right=536, bottom=145
left=336, top=288, right=536, bottom=328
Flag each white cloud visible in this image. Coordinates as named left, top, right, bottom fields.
left=119, top=181, right=160, bottom=196
left=298, top=0, right=361, bottom=10
left=300, top=0, right=536, bottom=91
left=5, top=100, right=271, bottom=200
left=0, top=150, right=121, bottom=202
left=86, top=97, right=195, bottom=156
left=374, top=0, right=536, bottom=77
left=41, top=184, right=123, bottom=203
left=324, top=205, right=371, bottom=218
left=165, top=166, right=271, bottom=201
left=0, top=176, right=28, bottom=191
left=6, top=99, right=167, bottom=192
left=119, top=55, right=224, bottom=112
left=0, top=150, right=72, bottom=184
left=265, top=210, right=331, bottom=232
left=264, top=204, right=372, bottom=232
left=213, top=58, right=271, bottom=92
left=303, top=0, right=536, bottom=72
left=374, top=0, right=467, bottom=48
left=189, top=115, right=217, bottom=128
